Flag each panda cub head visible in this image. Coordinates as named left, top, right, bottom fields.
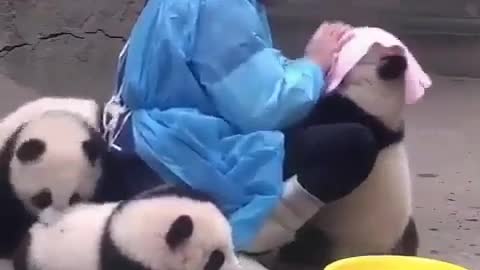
left=338, top=44, right=408, bottom=130
left=103, top=185, right=239, bottom=270
left=0, top=110, right=107, bottom=215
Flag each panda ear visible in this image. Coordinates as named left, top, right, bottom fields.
left=377, top=55, right=407, bottom=81
left=166, top=215, right=194, bottom=249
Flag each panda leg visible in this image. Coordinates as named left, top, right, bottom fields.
left=276, top=225, right=333, bottom=269
left=12, top=233, right=30, bottom=270
left=284, top=123, right=378, bottom=203
left=391, top=217, right=419, bottom=256
left=246, top=124, right=378, bottom=253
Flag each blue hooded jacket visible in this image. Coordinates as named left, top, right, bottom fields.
left=119, top=0, right=326, bottom=250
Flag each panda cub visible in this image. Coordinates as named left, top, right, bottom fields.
left=0, top=109, right=106, bottom=258
left=275, top=45, right=420, bottom=268
left=13, top=185, right=240, bottom=270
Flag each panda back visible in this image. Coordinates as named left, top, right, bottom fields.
left=16, top=203, right=117, bottom=270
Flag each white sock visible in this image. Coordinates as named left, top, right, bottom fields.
left=246, top=176, right=323, bottom=253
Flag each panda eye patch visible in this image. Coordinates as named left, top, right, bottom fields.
left=204, top=250, right=225, bottom=270
left=82, top=132, right=107, bottom=167
left=16, top=139, right=46, bottom=163
left=69, top=193, right=82, bottom=205
left=166, top=215, right=194, bottom=249
left=31, top=189, right=52, bottom=209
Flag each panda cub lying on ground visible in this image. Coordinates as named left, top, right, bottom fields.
left=0, top=98, right=106, bottom=259
left=13, top=184, right=239, bottom=270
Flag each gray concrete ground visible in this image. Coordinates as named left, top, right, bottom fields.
left=405, top=76, right=480, bottom=269
left=0, top=73, right=478, bottom=269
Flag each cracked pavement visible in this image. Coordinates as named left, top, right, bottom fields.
left=0, top=30, right=126, bottom=58
left=0, top=0, right=143, bottom=101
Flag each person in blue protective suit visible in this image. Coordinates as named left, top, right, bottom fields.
left=96, top=0, right=378, bottom=252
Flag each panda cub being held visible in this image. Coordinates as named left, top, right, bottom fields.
left=13, top=184, right=240, bottom=270
left=272, top=45, right=421, bottom=268
left=0, top=109, right=107, bottom=258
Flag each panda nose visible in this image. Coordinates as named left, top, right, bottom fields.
left=31, top=189, right=53, bottom=209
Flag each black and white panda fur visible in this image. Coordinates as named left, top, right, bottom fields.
left=273, top=46, right=419, bottom=268
left=0, top=97, right=102, bottom=144
left=0, top=97, right=106, bottom=259
left=13, top=184, right=240, bottom=270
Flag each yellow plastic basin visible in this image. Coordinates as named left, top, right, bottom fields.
left=325, top=256, right=468, bottom=270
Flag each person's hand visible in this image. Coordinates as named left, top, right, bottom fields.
left=305, top=21, right=354, bottom=71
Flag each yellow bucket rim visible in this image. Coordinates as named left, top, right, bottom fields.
left=325, top=255, right=468, bottom=270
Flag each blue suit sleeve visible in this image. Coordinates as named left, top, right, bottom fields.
left=208, top=52, right=325, bottom=132
left=189, top=0, right=326, bottom=132
left=123, top=0, right=326, bottom=133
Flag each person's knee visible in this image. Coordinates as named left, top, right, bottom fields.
left=325, top=123, right=378, bottom=184
left=284, top=123, right=378, bottom=171
left=302, top=123, right=376, bottom=161
left=294, top=123, right=379, bottom=203
left=335, top=123, right=377, bottom=167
